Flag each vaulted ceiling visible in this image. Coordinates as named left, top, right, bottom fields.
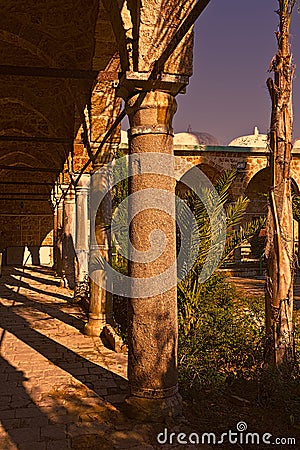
left=0, top=0, right=196, bottom=210
left=0, top=0, right=119, bottom=204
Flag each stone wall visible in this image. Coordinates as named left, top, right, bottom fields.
left=0, top=214, right=53, bottom=265
left=174, top=147, right=300, bottom=205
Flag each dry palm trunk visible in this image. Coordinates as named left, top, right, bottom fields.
left=265, top=0, right=295, bottom=369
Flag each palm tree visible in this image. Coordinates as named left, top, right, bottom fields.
left=177, top=170, right=265, bottom=302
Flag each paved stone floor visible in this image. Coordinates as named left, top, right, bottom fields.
left=0, top=266, right=211, bottom=450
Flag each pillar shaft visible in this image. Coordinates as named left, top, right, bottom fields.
left=85, top=161, right=115, bottom=336
left=74, top=174, right=90, bottom=302
left=52, top=200, right=58, bottom=271
left=62, top=186, right=76, bottom=289
left=125, top=91, right=181, bottom=420
left=55, top=189, right=65, bottom=277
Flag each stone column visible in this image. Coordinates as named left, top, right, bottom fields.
left=52, top=192, right=58, bottom=271
left=84, top=158, right=115, bottom=336
left=55, top=187, right=65, bottom=277
left=125, top=90, right=181, bottom=421
left=74, top=174, right=90, bottom=303
left=61, top=185, right=76, bottom=289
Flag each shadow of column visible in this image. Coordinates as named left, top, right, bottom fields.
left=0, top=302, right=128, bottom=401
left=0, top=355, right=69, bottom=449
left=27, top=246, right=41, bottom=266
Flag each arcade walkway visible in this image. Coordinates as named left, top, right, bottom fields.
left=0, top=267, right=209, bottom=450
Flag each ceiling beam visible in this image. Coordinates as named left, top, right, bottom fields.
left=0, top=135, right=72, bottom=144
left=0, top=165, right=60, bottom=173
left=0, top=192, right=49, bottom=196
left=0, top=181, right=52, bottom=186
left=0, top=198, right=50, bottom=202
left=0, top=65, right=119, bottom=81
left=0, top=181, right=53, bottom=186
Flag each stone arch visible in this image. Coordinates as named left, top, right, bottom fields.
left=194, top=163, right=222, bottom=183
left=0, top=150, right=59, bottom=175
left=0, top=29, right=54, bottom=66
left=175, top=162, right=222, bottom=198
left=0, top=151, right=44, bottom=166
left=0, top=98, right=56, bottom=135
left=0, top=152, right=56, bottom=198
left=0, top=10, right=120, bottom=159
left=0, top=2, right=117, bottom=71
left=245, top=167, right=270, bottom=219
left=291, top=159, right=300, bottom=191
left=245, top=167, right=300, bottom=219
left=292, top=178, right=300, bottom=196
left=0, top=97, right=72, bottom=166
left=174, top=155, right=225, bottom=180
left=244, top=155, right=269, bottom=181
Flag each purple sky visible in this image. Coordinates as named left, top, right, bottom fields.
left=123, top=1, right=300, bottom=145
left=173, top=0, right=300, bottom=145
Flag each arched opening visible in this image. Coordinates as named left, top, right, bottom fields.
left=176, top=163, right=222, bottom=198
left=245, top=167, right=299, bottom=261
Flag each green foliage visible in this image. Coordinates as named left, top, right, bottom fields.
left=292, top=194, right=300, bottom=223
left=112, top=148, right=128, bottom=213
left=111, top=148, right=129, bottom=273
left=178, top=273, right=265, bottom=393
left=177, top=170, right=265, bottom=281
left=177, top=172, right=266, bottom=392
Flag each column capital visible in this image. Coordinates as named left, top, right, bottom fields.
left=64, top=185, right=75, bottom=204
left=125, top=90, right=177, bottom=139
left=74, top=173, right=90, bottom=192
left=60, top=183, right=69, bottom=193
left=116, top=71, right=189, bottom=99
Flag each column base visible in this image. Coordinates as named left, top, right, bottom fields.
left=72, top=279, right=89, bottom=304
left=125, top=391, right=182, bottom=422
left=100, top=324, right=126, bottom=353
left=60, top=275, right=68, bottom=289
left=84, top=318, right=106, bottom=336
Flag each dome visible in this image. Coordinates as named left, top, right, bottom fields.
left=293, top=137, right=300, bottom=148
left=228, top=126, right=267, bottom=148
left=174, top=131, right=220, bottom=146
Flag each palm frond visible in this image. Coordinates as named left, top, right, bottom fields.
left=225, top=196, right=250, bottom=228
left=221, top=217, right=266, bottom=265
left=214, top=169, right=237, bottom=197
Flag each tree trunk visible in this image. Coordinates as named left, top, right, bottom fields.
left=265, top=0, right=296, bottom=370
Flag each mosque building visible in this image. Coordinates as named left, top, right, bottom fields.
left=121, top=125, right=300, bottom=269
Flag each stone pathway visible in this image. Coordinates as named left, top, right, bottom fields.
left=229, top=274, right=300, bottom=304
left=0, top=266, right=210, bottom=450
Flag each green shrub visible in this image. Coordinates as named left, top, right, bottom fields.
left=178, top=273, right=265, bottom=394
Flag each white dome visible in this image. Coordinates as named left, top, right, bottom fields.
left=293, top=138, right=300, bottom=148
left=228, top=126, right=267, bottom=148
left=174, top=131, right=220, bottom=146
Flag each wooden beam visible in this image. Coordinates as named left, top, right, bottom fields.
left=0, top=65, right=119, bottom=81
left=0, top=135, right=72, bottom=144
left=0, top=198, right=50, bottom=202
left=0, top=192, right=49, bottom=196
left=0, top=181, right=53, bottom=186
left=0, top=165, right=60, bottom=173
